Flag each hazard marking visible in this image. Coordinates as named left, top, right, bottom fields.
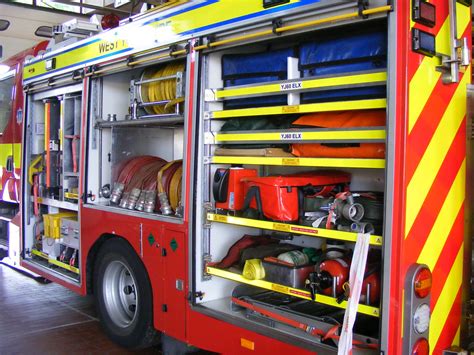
left=280, top=81, right=302, bottom=91
left=282, top=105, right=300, bottom=113
left=280, top=132, right=302, bottom=140
left=273, top=223, right=291, bottom=232
left=272, top=284, right=289, bottom=293
left=282, top=158, right=300, bottom=166
left=289, top=289, right=309, bottom=298
left=214, top=214, right=227, bottom=223
left=291, top=226, right=318, bottom=235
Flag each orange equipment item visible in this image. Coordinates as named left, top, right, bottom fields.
left=214, top=168, right=258, bottom=211
left=291, top=110, right=386, bottom=158
left=241, top=171, right=350, bottom=222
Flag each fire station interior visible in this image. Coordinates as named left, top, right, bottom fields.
left=192, top=19, right=387, bottom=351
left=2, top=0, right=474, bottom=353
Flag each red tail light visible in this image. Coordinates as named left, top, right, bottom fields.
left=414, top=267, right=432, bottom=298
left=412, top=338, right=429, bottom=355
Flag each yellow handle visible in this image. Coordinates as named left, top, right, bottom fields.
left=28, top=155, right=43, bottom=185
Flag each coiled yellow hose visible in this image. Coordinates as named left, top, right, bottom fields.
left=141, top=62, right=185, bottom=115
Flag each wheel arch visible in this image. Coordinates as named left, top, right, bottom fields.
left=86, top=233, right=144, bottom=295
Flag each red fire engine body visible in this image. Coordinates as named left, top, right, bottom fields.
left=10, top=1, right=472, bottom=354
left=0, top=41, right=48, bottom=262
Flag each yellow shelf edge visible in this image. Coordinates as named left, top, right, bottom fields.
left=206, top=266, right=380, bottom=318
left=31, top=248, right=80, bottom=274
left=207, top=213, right=383, bottom=246
left=215, top=129, right=386, bottom=143
left=215, top=72, right=387, bottom=100
left=209, top=99, right=387, bottom=119
left=210, top=156, right=386, bottom=169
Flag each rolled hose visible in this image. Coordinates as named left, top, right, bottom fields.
left=140, top=62, right=185, bottom=115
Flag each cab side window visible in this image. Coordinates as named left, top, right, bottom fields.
left=0, top=75, right=14, bottom=134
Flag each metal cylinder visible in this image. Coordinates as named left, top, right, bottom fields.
left=144, top=190, right=157, bottom=213
left=110, top=182, right=124, bottom=204
left=126, top=188, right=141, bottom=210
left=342, top=202, right=364, bottom=221
left=350, top=222, right=375, bottom=234
left=135, top=190, right=146, bottom=211
left=158, top=192, right=173, bottom=215
left=119, top=191, right=129, bottom=208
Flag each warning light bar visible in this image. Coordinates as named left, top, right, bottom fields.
left=412, top=0, right=436, bottom=28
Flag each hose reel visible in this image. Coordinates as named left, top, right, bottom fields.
left=131, top=61, right=185, bottom=119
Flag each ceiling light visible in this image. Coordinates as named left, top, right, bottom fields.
left=0, top=20, right=10, bottom=31
left=35, top=26, right=53, bottom=38
left=0, top=65, right=11, bottom=76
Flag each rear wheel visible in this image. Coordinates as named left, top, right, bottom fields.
left=93, top=238, right=159, bottom=349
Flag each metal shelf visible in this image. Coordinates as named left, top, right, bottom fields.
left=205, top=98, right=387, bottom=119
left=207, top=213, right=383, bottom=246
left=96, top=115, right=184, bottom=128
left=206, top=71, right=387, bottom=101
left=206, top=266, right=380, bottom=318
left=209, top=156, right=385, bottom=169
left=212, top=127, right=386, bottom=145
left=31, top=248, right=80, bottom=274
left=37, top=197, right=79, bottom=211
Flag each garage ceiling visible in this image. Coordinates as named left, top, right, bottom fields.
left=2, top=0, right=170, bottom=16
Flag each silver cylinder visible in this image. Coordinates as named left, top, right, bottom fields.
left=350, top=222, right=375, bottom=234
left=119, top=191, right=129, bottom=208
left=342, top=202, right=364, bottom=221
left=158, top=192, right=173, bottom=215
left=135, top=190, right=147, bottom=211
left=110, top=182, right=125, bottom=204
left=126, top=188, right=141, bottom=210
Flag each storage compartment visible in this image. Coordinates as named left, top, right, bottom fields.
left=222, top=48, right=295, bottom=108
left=299, top=29, right=387, bottom=103
left=86, top=58, right=188, bottom=219
left=196, top=21, right=388, bottom=352
left=22, top=84, right=83, bottom=282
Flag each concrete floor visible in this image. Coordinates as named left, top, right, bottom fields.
left=0, top=263, right=157, bottom=354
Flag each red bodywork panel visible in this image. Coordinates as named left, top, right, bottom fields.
left=0, top=41, right=48, bottom=202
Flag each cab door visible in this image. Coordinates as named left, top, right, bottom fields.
left=0, top=69, right=17, bottom=203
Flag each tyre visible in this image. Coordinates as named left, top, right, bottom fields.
left=93, top=238, right=159, bottom=349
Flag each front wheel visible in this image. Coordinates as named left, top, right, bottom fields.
left=93, top=238, right=159, bottom=349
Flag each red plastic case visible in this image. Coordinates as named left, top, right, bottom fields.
left=241, top=171, right=350, bottom=221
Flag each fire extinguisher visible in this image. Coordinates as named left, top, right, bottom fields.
left=306, top=257, right=350, bottom=300
left=360, top=266, right=380, bottom=305
left=306, top=255, right=380, bottom=305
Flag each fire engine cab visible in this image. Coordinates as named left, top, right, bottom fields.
left=16, top=1, right=472, bottom=354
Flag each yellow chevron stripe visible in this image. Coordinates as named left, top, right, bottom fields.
left=417, top=160, right=465, bottom=268
left=453, top=326, right=460, bottom=346
left=408, top=3, right=470, bottom=133
left=408, top=58, right=441, bottom=134
left=13, top=143, right=21, bottom=167
left=405, top=71, right=468, bottom=237
left=429, top=245, right=463, bottom=354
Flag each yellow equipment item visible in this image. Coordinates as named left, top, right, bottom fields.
left=243, top=259, right=266, bottom=280
left=28, top=155, right=43, bottom=185
left=43, top=212, right=77, bottom=239
left=140, top=62, right=185, bottom=115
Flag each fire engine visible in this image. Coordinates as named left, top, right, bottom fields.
left=0, top=40, right=48, bottom=265
left=9, top=0, right=472, bottom=354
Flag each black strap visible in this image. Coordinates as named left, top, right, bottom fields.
left=241, top=186, right=264, bottom=219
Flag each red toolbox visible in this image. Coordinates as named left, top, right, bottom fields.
left=241, top=172, right=350, bottom=222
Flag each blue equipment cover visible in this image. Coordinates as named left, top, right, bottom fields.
left=222, top=48, right=295, bottom=108
left=299, top=31, right=387, bottom=103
